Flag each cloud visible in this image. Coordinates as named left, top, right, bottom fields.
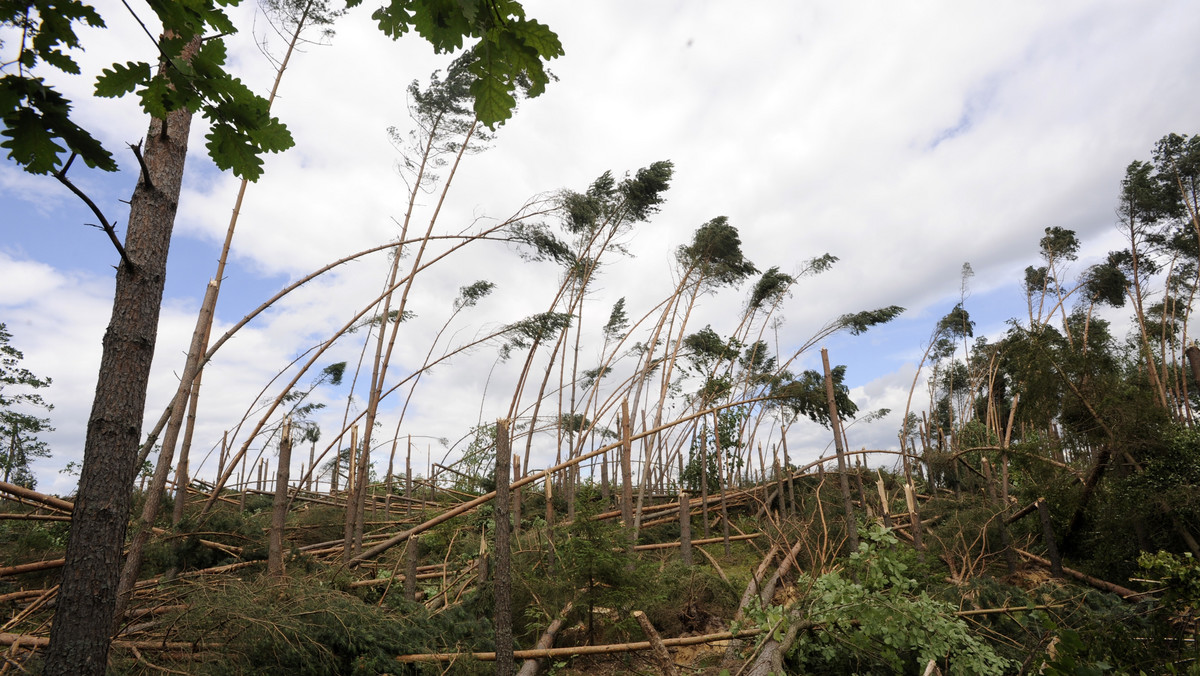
left=4, top=2, right=1200, bottom=492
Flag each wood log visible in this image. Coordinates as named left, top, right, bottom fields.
left=0, top=558, right=65, bottom=577
left=0, top=632, right=216, bottom=650
left=744, top=610, right=817, bottom=676
left=723, top=544, right=781, bottom=665
left=0, top=513, right=70, bottom=521
left=695, top=546, right=730, bottom=585
left=632, top=533, right=760, bottom=551
left=515, top=600, right=573, bottom=676
left=1015, top=549, right=1143, bottom=599
left=633, top=610, right=678, bottom=676
left=395, top=627, right=763, bottom=662
left=0, top=588, right=53, bottom=604
left=352, top=396, right=788, bottom=565
left=0, top=480, right=73, bottom=513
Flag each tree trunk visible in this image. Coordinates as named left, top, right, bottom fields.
left=112, top=279, right=217, bottom=627
left=515, top=600, right=573, bottom=676
left=679, top=490, right=692, bottom=566
left=493, top=420, right=514, bottom=676
left=713, top=411, right=731, bottom=556
left=171, top=281, right=218, bottom=526
left=1037, top=498, right=1063, bottom=577
left=44, top=42, right=197, bottom=674
left=633, top=610, right=678, bottom=676
left=269, top=419, right=293, bottom=576
left=620, top=400, right=634, bottom=552
left=821, top=349, right=859, bottom=553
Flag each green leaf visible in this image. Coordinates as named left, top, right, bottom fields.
left=373, top=3, right=416, bottom=39
left=469, top=63, right=516, bottom=128
left=411, top=0, right=469, bottom=52
left=95, top=61, right=152, bottom=98
left=247, top=116, right=295, bottom=155
left=41, top=48, right=81, bottom=75
left=206, top=122, right=265, bottom=181
left=0, top=76, right=116, bottom=173
left=510, top=18, right=563, bottom=59
left=136, top=76, right=172, bottom=120
left=194, top=37, right=229, bottom=71
left=456, top=0, right=480, bottom=24
left=1, top=108, right=66, bottom=174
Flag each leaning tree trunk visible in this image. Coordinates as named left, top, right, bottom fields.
left=821, top=348, right=859, bottom=554
left=44, top=46, right=197, bottom=675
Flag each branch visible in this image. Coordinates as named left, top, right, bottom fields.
left=129, top=140, right=154, bottom=191
left=53, top=153, right=133, bottom=269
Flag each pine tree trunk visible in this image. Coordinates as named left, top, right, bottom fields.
left=493, top=421, right=514, bottom=676
left=269, top=419, right=293, bottom=576
left=44, top=47, right=196, bottom=674
left=821, top=349, right=858, bottom=553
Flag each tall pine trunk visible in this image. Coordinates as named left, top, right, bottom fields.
left=44, top=46, right=196, bottom=674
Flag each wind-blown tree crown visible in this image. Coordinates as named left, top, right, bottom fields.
left=677, top=216, right=759, bottom=287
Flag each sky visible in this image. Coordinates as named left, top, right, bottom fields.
left=2, top=1, right=1199, bottom=496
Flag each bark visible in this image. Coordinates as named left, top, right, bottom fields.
left=744, top=610, right=816, bottom=676
left=114, top=278, right=218, bottom=624
left=821, top=349, right=858, bottom=552
left=404, top=538, right=418, bottom=601
left=268, top=419, right=293, bottom=576
left=679, top=490, right=692, bottom=565
left=170, top=288, right=215, bottom=527
left=395, top=628, right=763, bottom=662
left=981, top=458, right=1016, bottom=575
left=1036, top=497, right=1063, bottom=577
left=632, top=610, right=678, bottom=676
left=493, top=421, right=514, bottom=676
left=515, top=601, right=573, bottom=676
left=511, top=454, right=522, bottom=539
left=1015, top=549, right=1142, bottom=599
left=620, top=401, right=635, bottom=552
left=1187, top=345, right=1200, bottom=390
left=699, top=423, right=710, bottom=538
left=44, top=45, right=196, bottom=675
left=713, top=410, right=731, bottom=556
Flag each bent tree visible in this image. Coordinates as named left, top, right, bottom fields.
left=1, top=1, right=560, bottom=673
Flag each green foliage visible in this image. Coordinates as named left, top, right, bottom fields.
left=1139, top=550, right=1200, bottom=627
left=683, top=326, right=741, bottom=375
left=455, top=422, right=496, bottom=490
left=791, top=526, right=1011, bottom=675
left=0, top=510, right=69, bottom=565
left=0, top=323, right=53, bottom=488
left=748, top=266, right=796, bottom=311
left=681, top=411, right=745, bottom=493
left=547, top=500, right=652, bottom=643
left=602, top=297, right=628, bottom=342
left=3, top=0, right=293, bottom=180
left=770, top=364, right=858, bottom=428
left=499, top=311, right=573, bottom=359
left=177, top=572, right=493, bottom=675
left=3, top=0, right=559, bottom=179
left=454, top=280, right=496, bottom=311
left=0, top=0, right=113, bottom=171
left=360, top=0, right=562, bottom=128
left=837, top=304, right=906, bottom=335
left=937, top=302, right=975, bottom=340
left=677, top=216, right=759, bottom=287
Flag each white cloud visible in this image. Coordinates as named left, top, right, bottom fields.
left=3, top=2, right=1200, bottom=492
